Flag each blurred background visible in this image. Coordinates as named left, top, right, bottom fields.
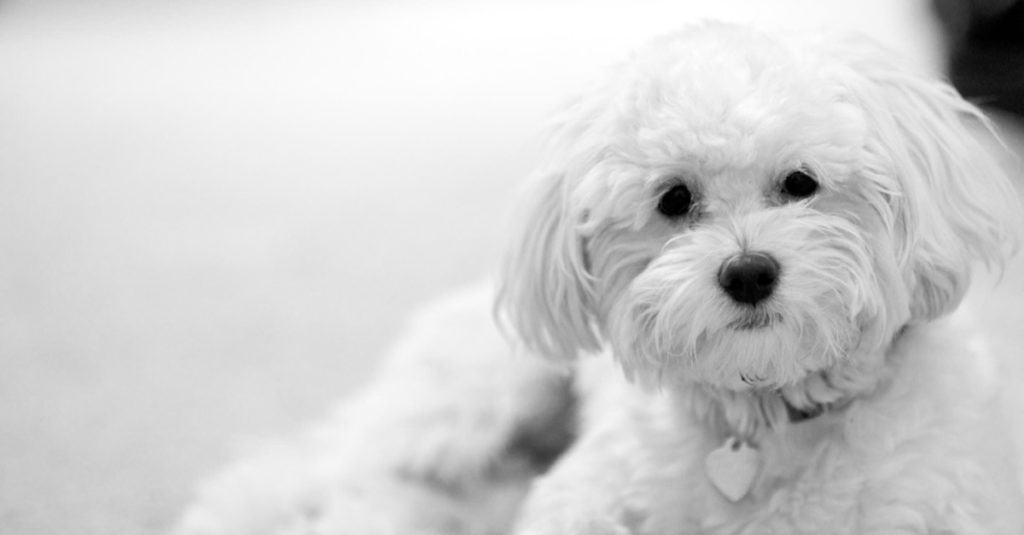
left=0, top=1, right=1020, bottom=534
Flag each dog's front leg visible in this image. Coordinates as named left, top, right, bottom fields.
left=514, top=423, right=642, bottom=535
left=511, top=363, right=656, bottom=535
left=173, top=285, right=577, bottom=535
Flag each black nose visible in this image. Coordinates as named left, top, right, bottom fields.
left=718, top=252, right=780, bottom=305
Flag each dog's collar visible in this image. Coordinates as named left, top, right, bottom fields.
left=783, top=401, right=825, bottom=423
left=781, top=324, right=909, bottom=425
left=707, top=396, right=845, bottom=502
left=782, top=394, right=859, bottom=425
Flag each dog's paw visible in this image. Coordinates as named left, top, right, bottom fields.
left=173, top=507, right=405, bottom=535
left=171, top=434, right=533, bottom=535
left=169, top=448, right=347, bottom=535
left=171, top=471, right=428, bottom=535
left=515, top=517, right=635, bottom=535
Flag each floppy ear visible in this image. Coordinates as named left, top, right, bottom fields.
left=495, top=169, right=602, bottom=363
left=835, top=38, right=1020, bottom=321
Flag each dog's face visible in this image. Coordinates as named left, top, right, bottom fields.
left=499, top=24, right=1017, bottom=393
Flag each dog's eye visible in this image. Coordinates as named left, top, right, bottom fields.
left=657, top=184, right=692, bottom=218
left=781, top=171, right=819, bottom=199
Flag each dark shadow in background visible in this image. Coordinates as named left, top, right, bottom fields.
left=935, top=0, right=1024, bottom=117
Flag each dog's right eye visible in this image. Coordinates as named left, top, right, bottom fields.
left=657, top=184, right=692, bottom=218
left=781, top=170, right=819, bottom=199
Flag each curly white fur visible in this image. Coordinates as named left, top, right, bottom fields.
left=173, top=22, right=1024, bottom=535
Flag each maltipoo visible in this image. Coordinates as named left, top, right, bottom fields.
left=175, top=22, right=1024, bottom=535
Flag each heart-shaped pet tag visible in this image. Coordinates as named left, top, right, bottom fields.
left=704, top=437, right=761, bottom=502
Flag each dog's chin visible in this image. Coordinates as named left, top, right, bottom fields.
left=616, top=303, right=862, bottom=393
left=726, top=307, right=783, bottom=331
left=693, top=328, right=820, bottom=392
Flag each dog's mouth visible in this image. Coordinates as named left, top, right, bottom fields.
left=727, top=308, right=781, bottom=331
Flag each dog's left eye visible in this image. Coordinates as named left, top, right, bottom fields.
left=781, top=171, right=819, bottom=199
left=657, top=184, right=692, bottom=218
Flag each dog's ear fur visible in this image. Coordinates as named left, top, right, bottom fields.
left=833, top=37, right=1020, bottom=321
left=496, top=169, right=601, bottom=363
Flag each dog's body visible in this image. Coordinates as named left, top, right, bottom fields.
left=518, top=305, right=1023, bottom=534
left=175, top=23, right=1024, bottom=535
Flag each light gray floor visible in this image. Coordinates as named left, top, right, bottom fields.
left=0, top=1, right=1020, bottom=534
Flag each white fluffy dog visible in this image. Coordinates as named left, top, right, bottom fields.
left=175, top=23, right=1024, bottom=535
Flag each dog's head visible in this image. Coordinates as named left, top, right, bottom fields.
left=498, top=23, right=1018, bottom=393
